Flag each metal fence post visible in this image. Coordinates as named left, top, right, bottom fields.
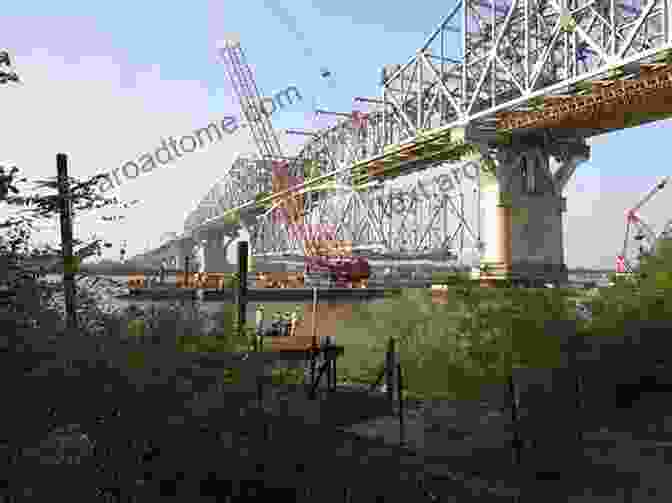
left=566, top=328, right=585, bottom=443
left=308, top=287, right=319, bottom=389
left=576, top=372, right=584, bottom=442
left=508, top=374, right=522, bottom=465
left=385, top=337, right=398, bottom=402
left=397, top=359, right=405, bottom=446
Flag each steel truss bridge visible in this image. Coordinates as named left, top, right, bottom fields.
left=176, top=0, right=672, bottom=277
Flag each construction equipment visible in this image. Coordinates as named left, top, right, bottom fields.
left=218, top=37, right=369, bottom=288
left=617, top=177, right=671, bottom=275
left=217, top=38, right=283, bottom=162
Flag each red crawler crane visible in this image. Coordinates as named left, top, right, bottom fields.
left=217, top=37, right=369, bottom=287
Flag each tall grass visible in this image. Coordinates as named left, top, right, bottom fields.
left=334, top=285, right=584, bottom=401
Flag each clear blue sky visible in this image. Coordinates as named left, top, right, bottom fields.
left=1, top=0, right=669, bottom=268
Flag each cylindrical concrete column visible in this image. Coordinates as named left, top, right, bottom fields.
left=202, top=229, right=232, bottom=273
left=480, top=186, right=512, bottom=284
left=196, top=241, right=206, bottom=274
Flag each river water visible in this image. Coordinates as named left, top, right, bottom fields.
left=40, top=271, right=603, bottom=333
left=42, top=273, right=388, bottom=335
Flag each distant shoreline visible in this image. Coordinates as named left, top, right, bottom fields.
left=51, top=267, right=616, bottom=277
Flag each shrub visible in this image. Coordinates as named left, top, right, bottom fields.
left=336, top=281, right=582, bottom=400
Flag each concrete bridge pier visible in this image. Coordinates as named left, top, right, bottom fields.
left=172, top=236, right=197, bottom=271
left=478, top=140, right=590, bottom=287
left=192, top=227, right=238, bottom=273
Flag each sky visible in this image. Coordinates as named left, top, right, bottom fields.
left=0, top=0, right=669, bottom=269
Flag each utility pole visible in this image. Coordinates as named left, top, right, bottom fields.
left=56, top=153, right=77, bottom=332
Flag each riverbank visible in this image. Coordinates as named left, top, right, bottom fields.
left=5, top=271, right=671, bottom=500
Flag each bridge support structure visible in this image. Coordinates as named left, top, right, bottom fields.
left=187, top=227, right=244, bottom=273
left=477, top=138, right=590, bottom=287
left=169, top=236, right=196, bottom=271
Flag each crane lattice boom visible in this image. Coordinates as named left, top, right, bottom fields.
left=217, top=40, right=283, bottom=161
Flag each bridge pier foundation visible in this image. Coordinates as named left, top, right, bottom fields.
left=188, top=228, right=239, bottom=273
left=172, top=237, right=196, bottom=271
left=478, top=140, right=590, bottom=287
left=204, top=230, right=234, bottom=273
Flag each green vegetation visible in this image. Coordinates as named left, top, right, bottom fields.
left=335, top=285, right=581, bottom=401
left=334, top=246, right=671, bottom=401
left=590, top=238, right=672, bottom=332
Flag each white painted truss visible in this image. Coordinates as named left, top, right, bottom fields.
left=250, top=160, right=483, bottom=266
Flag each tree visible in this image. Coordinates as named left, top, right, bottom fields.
left=0, top=50, right=19, bottom=85
left=0, top=166, right=25, bottom=202
left=3, top=170, right=136, bottom=262
left=1, top=164, right=137, bottom=329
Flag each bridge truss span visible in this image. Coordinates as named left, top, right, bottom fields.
left=381, top=0, right=672, bottom=138
left=251, top=159, right=483, bottom=266
left=264, top=0, right=672, bottom=210
left=178, top=0, right=672, bottom=281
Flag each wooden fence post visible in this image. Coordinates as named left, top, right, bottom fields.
left=56, top=153, right=77, bottom=332
left=385, top=337, right=399, bottom=402
left=255, top=304, right=264, bottom=352
left=237, top=241, right=248, bottom=341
